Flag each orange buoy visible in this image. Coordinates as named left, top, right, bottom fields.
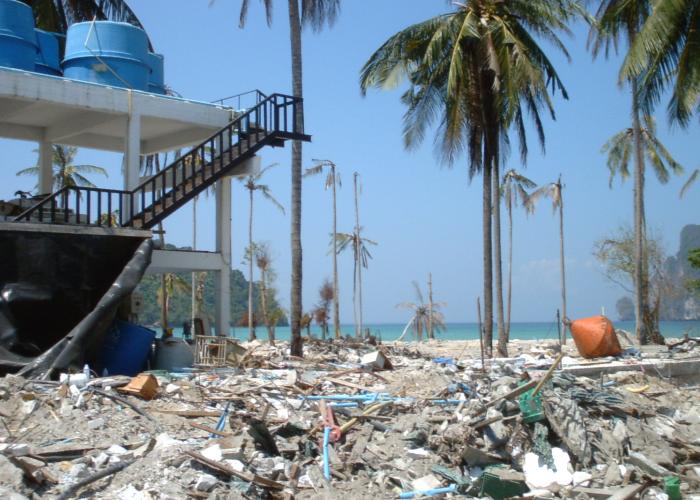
left=568, top=315, right=622, bottom=359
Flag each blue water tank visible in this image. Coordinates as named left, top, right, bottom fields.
left=147, top=52, right=165, bottom=94
left=34, top=29, right=61, bottom=76
left=63, top=21, right=150, bottom=91
left=0, top=0, right=38, bottom=71
left=98, top=320, right=155, bottom=376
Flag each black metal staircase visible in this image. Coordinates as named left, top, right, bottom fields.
left=13, top=92, right=310, bottom=230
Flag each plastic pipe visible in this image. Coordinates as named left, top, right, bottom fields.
left=398, top=484, right=457, bottom=498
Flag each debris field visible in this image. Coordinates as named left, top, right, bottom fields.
left=0, top=336, right=699, bottom=499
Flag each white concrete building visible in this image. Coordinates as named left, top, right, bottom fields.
left=0, top=67, right=279, bottom=335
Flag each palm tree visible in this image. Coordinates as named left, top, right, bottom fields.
left=396, top=282, right=446, bottom=342
left=602, top=115, right=684, bottom=188
left=313, top=279, right=334, bottom=340
left=335, top=231, right=376, bottom=338
left=255, top=243, right=278, bottom=345
left=240, top=164, right=284, bottom=342
left=305, top=159, right=342, bottom=338
left=360, top=1, right=581, bottom=355
left=681, top=169, right=699, bottom=198
left=17, top=145, right=108, bottom=206
left=237, top=0, right=341, bottom=358
left=500, top=169, right=537, bottom=349
left=527, top=177, right=567, bottom=344
left=621, top=1, right=700, bottom=126
left=24, top=0, right=151, bottom=47
left=157, top=273, right=191, bottom=334
left=590, top=0, right=656, bottom=345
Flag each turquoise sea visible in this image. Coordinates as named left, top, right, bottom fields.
left=165, top=320, right=700, bottom=342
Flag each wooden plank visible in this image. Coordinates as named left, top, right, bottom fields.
left=155, top=409, right=220, bottom=417
left=185, top=450, right=283, bottom=490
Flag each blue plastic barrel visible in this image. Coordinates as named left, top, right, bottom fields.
left=147, top=52, right=165, bottom=94
left=0, top=0, right=38, bottom=71
left=34, top=29, right=61, bottom=76
left=63, top=21, right=150, bottom=91
left=98, top=320, right=155, bottom=376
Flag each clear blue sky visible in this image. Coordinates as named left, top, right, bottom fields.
left=3, top=1, right=698, bottom=324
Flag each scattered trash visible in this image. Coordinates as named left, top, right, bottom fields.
left=0, top=336, right=697, bottom=498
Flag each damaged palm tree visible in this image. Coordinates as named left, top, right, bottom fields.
left=396, top=281, right=446, bottom=342
left=527, top=178, right=568, bottom=344
left=240, top=164, right=284, bottom=342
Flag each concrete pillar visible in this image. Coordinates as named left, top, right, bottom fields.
left=214, top=177, right=232, bottom=337
left=38, top=136, right=53, bottom=195
left=123, top=112, right=141, bottom=218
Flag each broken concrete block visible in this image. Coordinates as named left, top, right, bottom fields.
left=194, top=473, right=217, bottom=492
left=87, top=417, right=105, bottom=430
left=411, top=474, right=442, bottom=491
left=360, top=350, right=393, bottom=371
left=201, top=444, right=222, bottom=462
left=106, top=445, right=128, bottom=455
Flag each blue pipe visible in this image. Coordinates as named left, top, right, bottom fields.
left=398, top=484, right=457, bottom=499
left=323, top=427, right=331, bottom=480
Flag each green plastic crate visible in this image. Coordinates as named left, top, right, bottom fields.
left=519, top=389, right=544, bottom=423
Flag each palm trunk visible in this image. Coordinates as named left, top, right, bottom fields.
left=248, top=188, right=256, bottom=341
left=353, top=173, right=363, bottom=338
left=288, top=0, right=304, bottom=357
left=631, top=78, right=652, bottom=345
left=352, top=250, right=358, bottom=338
left=332, top=167, right=341, bottom=339
left=505, top=195, right=513, bottom=342
left=482, top=155, right=494, bottom=357
left=558, top=177, right=567, bottom=344
left=427, top=273, right=434, bottom=340
left=259, top=266, right=274, bottom=345
left=494, top=165, right=507, bottom=357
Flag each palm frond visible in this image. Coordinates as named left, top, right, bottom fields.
left=681, top=169, right=699, bottom=198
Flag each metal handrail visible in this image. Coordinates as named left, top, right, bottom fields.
left=14, top=93, right=306, bottom=229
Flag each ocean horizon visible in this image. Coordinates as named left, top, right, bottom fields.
left=164, top=320, right=700, bottom=342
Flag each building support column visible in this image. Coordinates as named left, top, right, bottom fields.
left=214, top=177, right=232, bottom=337
left=123, top=112, right=141, bottom=218
left=38, top=134, right=53, bottom=195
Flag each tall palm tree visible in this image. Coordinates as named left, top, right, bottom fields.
left=500, top=169, right=536, bottom=348
left=237, top=0, right=341, bottom=357
left=602, top=115, right=684, bottom=188
left=621, top=0, right=700, bottom=126
left=360, top=0, right=581, bottom=355
left=17, top=145, right=107, bottom=207
left=305, top=159, right=342, bottom=338
left=240, top=164, right=284, bottom=342
left=396, top=282, right=446, bottom=342
left=527, top=177, right=567, bottom=344
left=335, top=231, right=376, bottom=338
left=590, top=0, right=655, bottom=344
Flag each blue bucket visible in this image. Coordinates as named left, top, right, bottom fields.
left=98, top=320, right=155, bottom=376
left=0, top=0, right=38, bottom=71
left=34, top=29, right=61, bottom=76
left=146, top=52, right=165, bottom=94
left=63, top=21, right=150, bottom=91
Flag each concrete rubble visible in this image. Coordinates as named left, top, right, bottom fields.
left=0, top=335, right=698, bottom=499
